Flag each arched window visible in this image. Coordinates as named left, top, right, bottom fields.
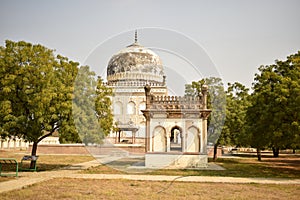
left=139, top=102, right=146, bottom=114
left=137, top=121, right=146, bottom=137
left=127, top=102, right=136, bottom=115
left=114, top=101, right=123, bottom=115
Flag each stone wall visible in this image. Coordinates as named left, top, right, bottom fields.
left=207, top=146, right=222, bottom=157
left=29, top=144, right=90, bottom=155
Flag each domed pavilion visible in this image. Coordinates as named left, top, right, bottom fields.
left=106, top=31, right=168, bottom=144
left=105, top=31, right=211, bottom=168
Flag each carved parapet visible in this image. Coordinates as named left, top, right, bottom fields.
left=107, top=72, right=165, bottom=87
left=149, top=95, right=204, bottom=110
left=107, top=80, right=164, bottom=87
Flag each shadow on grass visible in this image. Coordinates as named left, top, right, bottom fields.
left=17, top=162, right=70, bottom=172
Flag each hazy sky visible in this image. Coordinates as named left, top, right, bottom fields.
left=1, top=0, right=300, bottom=94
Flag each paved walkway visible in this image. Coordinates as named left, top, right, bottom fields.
left=1, top=160, right=300, bottom=194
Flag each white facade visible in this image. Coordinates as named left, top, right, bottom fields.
left=109, top=86, right=167, bottom=138
left=142, top=85, right=211, bottom=168
left=106, top=34, right=167, bottom=141
left=104, top=33, right=211, bottom=168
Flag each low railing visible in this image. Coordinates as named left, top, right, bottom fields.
left=150, top=95, right=204, bottom=109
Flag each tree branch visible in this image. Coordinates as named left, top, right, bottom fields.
left=37, top=126, right=59, bottom=143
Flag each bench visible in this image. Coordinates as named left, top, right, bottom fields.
left=0, top=158, right=19, bottom=177
left=19, top=155, right=39, bottom=172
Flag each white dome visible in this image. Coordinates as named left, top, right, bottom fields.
left=107, top=42, right=165, bottom=86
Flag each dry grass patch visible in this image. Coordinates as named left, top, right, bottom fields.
left=0, top=176, right=16, bottom=182
left=84, top=164, right=122, bottom=174
left=1, top=178, right=299, bottom=200
left=0, top=150, right=94, bottom=172
left=36, top=154, right=94, bottom=171
left=149, top=155, right=300, bottom=178
left=83, top=154, right=300, bottom=179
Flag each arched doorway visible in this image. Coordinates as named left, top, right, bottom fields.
left=170, top=126, right=182, bottom=152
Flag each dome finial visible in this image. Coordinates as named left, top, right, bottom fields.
left=135, top=30, right=138, bottom=43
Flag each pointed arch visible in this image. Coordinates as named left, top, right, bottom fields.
left=127, top=101, right=136, bottom=114
left=186, top=126, right=200, bottom=152
left=137, top=121, right=146, bottom=137
left=139, top=101, right=146, bottom=114
left=152, top=126, right=167, bottom=152
left=114, top=101, right=123, bottom=115
left=170, top=126, right=183, bottom=152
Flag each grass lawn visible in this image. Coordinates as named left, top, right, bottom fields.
left=1, top=150, right=299, bottom=179
left=0, top=151, right=299, bottom=199
left=0, top=150, right=94, bottom=182
left=0, top=150, right=93, bottom=171
left=1, top=178, right=299, bottom=200
left=84, top=154, right=300, bottom=179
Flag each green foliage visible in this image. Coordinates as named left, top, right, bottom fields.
left=95, top=77, right=113, bottom=137
left=246, top=51, right=300, bottom=154
left=0, top=40, right=113, bottom=150
left=0, top=40, right=78, bottom=144
left=72, top=66, right=113, bottom=145
left=184, top=77, right=226, bottom=145
left=222, top=82, right=250, bottom=146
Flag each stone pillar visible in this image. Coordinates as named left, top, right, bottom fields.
left=201, top=117, right=208, bottom=154
left=198, top=133, right=202, bottom=153
left=166, top=134, right=171, bottom=152
left=144, top=85, right=151, bottom=109
left=201, top=85, right=209, bottom=154
left=132, top=130, right=137, bottom=144
left=143, top=112, right=151, bottom=152
left=143, top=85, right=152, bottom=152
left=182, top=132, right=186, bottom=152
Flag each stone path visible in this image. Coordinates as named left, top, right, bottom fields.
left=1, top=159, right=300, bottom=194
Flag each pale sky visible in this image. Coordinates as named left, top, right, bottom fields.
left=1, top=0, right=300, bottom=95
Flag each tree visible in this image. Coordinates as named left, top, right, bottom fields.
left=222, top=82, right=250, bottom=147
left=0, top=40, right=80, bottom=165
left=72, top=66, right=113, bottom=145
left=95, top=77, right=114, bottom=137
left=246, top=51, right=300, bottom=160
left=185, top=77, right=226, bottom=160
left=0, top=40, right=113, bottom=167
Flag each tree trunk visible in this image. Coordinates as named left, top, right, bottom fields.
left=293, top=149, right=296, bottom=154
left=213, top=143, right=218, bottom=161
left=257, top=147, right=262, bottom=161
left=30, top=141, right=38, bottom=169
left=29, top=131, right=54, bottom=169
left=272, top=147, right=280, bottom=157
